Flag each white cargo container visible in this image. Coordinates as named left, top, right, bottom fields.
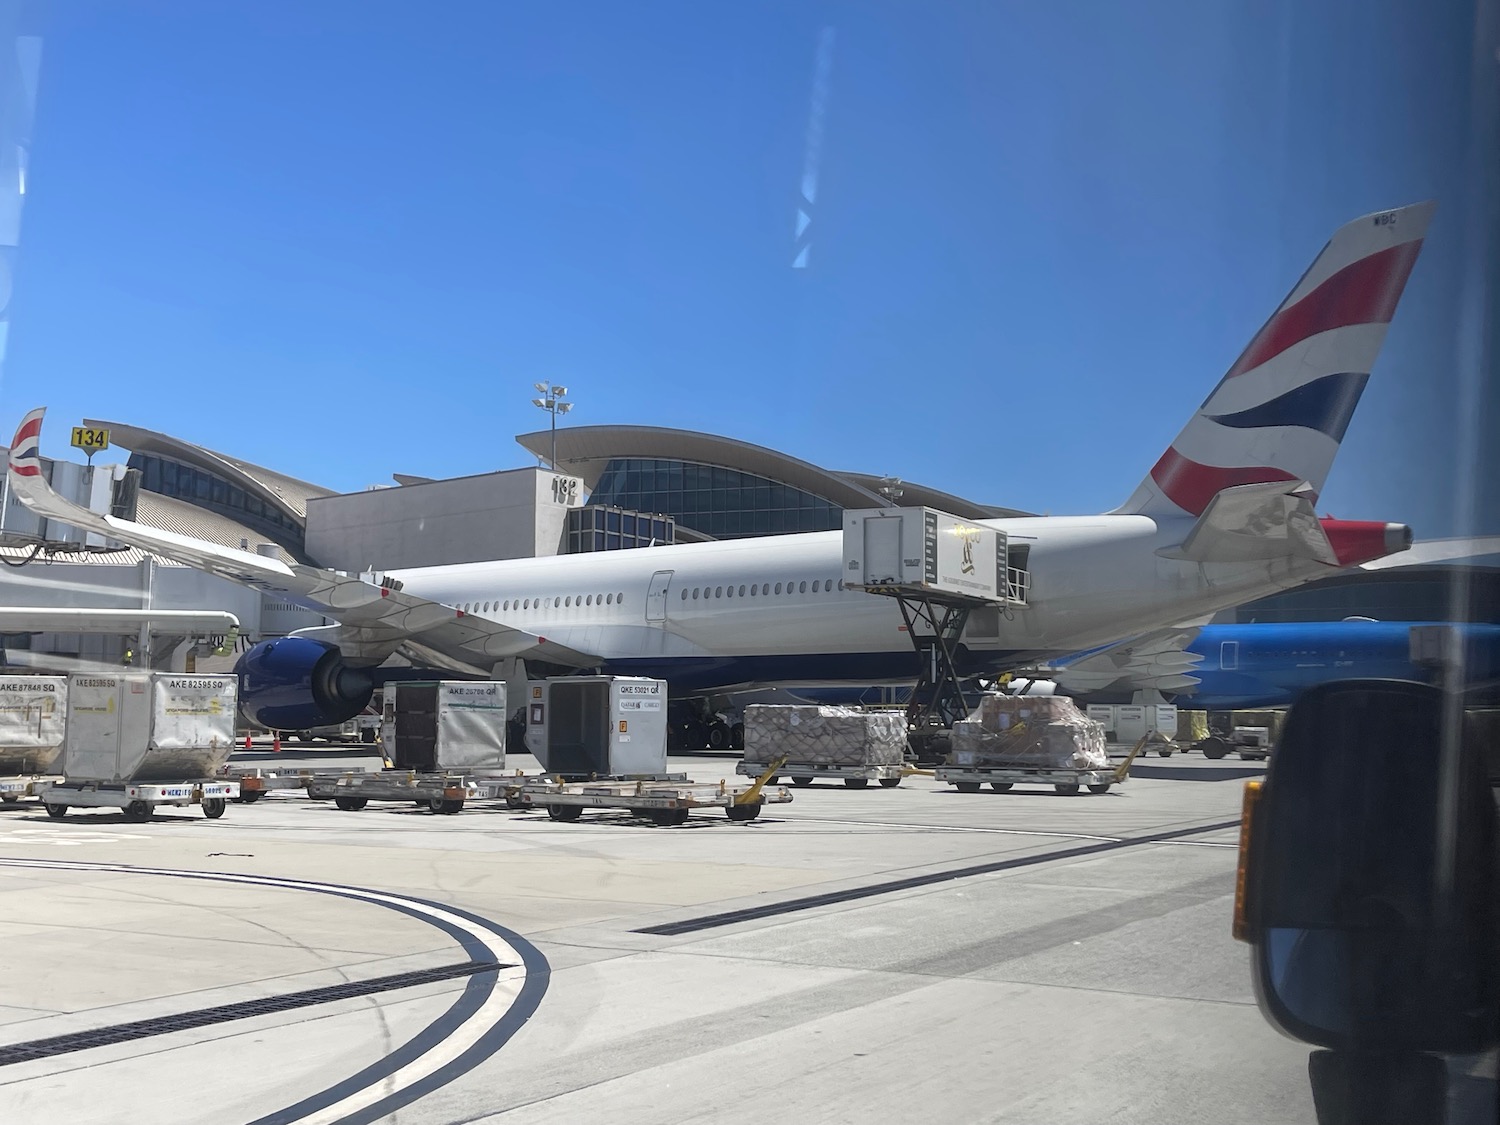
left=1088, top=703, right=1178, bottom=752
left=382, top=680, right=507, bottom=772
left=63, top=672, right=238, bottom=784
left=0, top=676, right=67, bottom=777
left=524, top=676, right=669, bottom=777
left=842, top=507, right=1009, bottom=602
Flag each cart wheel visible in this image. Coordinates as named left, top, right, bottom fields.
left=234, top=790, right=263, bottom=804
left=44, top=802, right=67, bottom=819
left=990, top=782, right=1013, bottom=792
left=730, top=723, right=745, bottom=751
left=1200, top=737, right=1229, bottom=760
left=334, top=796, right=368, bottom=812
left=844, top=777, right=869, bottom=789
left=878, top=777, right=902, bottom=788
left=1054, top=783, right=1081, bottom=795
left=956, top=782, right=981, bottom=794
left=429, top=798, right=464, bottom=815
left=1156, top=748, right=1172, bottom=757
left=792, top=776, right=812, bottom=787
left=726, top=802, right=761, bottom=822
left=505, top=793, right=524, bottom=809
left=1086, top=783, right=1112, bottom=795
left=673, top=808, right=691, bottom=825
left=547, top=804, right=582, bottom=822
left=202, top=798, right=227, bottom=819
left=646, top=808, right=677, bottom=826
left=124, top=800, right=152, bottom=821
left=1, top=794, right=19, bottom=803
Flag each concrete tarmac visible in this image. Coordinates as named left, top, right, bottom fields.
left=0, top=749, right=1321, bottom=1124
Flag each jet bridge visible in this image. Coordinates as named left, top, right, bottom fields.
left=843, top=508, right=1028, bottom=762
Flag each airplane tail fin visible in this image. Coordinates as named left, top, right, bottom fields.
left=1117, top=202, right=1434, bottom=518
left=8, top=406, right=45, bottom=481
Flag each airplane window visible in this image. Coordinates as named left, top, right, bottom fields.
left=617, top=592, right=624, bottom=603
left=726, top=586, right=734, bottom=598
left=738, top=585, right=746, bottom=597
left=564, top=596, right=571, bottom=607
left=681, top=589, right=688, bottom=600
left=827, top=578, right=835, bottom=591
left=605, top=593, right=612, bottom=605
left=693, top=588, right=699, bottom=599
left=812, top=581, right=820, bottom=593
left=775, top=583, right=782, bottom=594
left=715, top=586, right=723, bottom=598
left=483, top=601, right=491, bottom=612
left=799, top=581, right=808, bottom=594
left=750, top=584, right=758, bottom=596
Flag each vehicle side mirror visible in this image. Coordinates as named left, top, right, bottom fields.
left=1239, top=679, right=1500, bottom=1056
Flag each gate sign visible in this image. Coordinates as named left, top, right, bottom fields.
left=70, top=426, right=109, bottom=452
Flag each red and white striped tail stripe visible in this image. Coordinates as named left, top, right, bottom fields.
left=1119, top=202, right=1433, bottom=518
left=8, top=407, right=44, bottom=478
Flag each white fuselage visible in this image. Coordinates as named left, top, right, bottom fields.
left=387, top=515, right=1328, bottom=692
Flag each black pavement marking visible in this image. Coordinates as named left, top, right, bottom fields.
left=0, top=960, right=507, bottom=1066
left=636, top=817, right=1243, bottom=935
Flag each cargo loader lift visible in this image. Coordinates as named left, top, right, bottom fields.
left=842, top=507, right=1029, bottom=766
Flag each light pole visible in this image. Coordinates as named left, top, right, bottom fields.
left=877, top=476, right=904, bottom=504
left=531, top=382, right=573, bottom=469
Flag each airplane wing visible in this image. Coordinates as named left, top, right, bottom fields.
left=6, top=408, right=598, bottom=671
left=1048, top=624, right=1208, bottom=695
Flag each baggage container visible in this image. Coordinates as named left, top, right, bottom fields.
left=382, top=680, right=507, bottom=772
left=842, top=507, right=1010, bottom=602
left=524, top=677, right=668, bottom=777
left=63, top=672, right=237, bottom=783
left=0, top=676, right=67, bottom=775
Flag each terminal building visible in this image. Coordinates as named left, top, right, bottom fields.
left=1, top=416, right=1494, bottom=673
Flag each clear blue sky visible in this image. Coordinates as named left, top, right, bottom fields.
left=2, top=0, right=1492, bottom=533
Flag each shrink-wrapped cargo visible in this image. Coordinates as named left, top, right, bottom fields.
left=949, top=694, right=1108, bottom=770
left=742, top=705, right=907, bottom=767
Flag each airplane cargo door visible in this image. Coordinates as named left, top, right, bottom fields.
left=864, top=518, right=903, bottom=584
left=1220, top=640, right=1239, bottom=671
left=645, top=570, right=673, bottom=622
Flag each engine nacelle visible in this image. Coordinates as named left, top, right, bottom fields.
left=234, top=636, right=375, bottom=731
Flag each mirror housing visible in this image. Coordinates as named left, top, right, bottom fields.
left=1241, top=679, right=1500, bottom=1055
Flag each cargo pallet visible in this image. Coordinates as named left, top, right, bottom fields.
left=519, top=758, right=792, bottom=825
left=936, top=734, right=1153, bottom=796
left=39, top=778, right=240, bottom=820
left=0, top=775, right=61, bottom=803
left=734, top=760, right=908, bottom=789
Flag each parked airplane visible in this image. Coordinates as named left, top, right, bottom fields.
left=7, top=203, right=1433, bottom=734
left=1034, top=620, right=1500, bottom=710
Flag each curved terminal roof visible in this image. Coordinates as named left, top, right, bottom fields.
left=515, top=425, right=1029, bottom=520
left=86, top=418, right=335, bottom=528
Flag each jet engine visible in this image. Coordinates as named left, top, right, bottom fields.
left=234, top=636, right=375, bottom=731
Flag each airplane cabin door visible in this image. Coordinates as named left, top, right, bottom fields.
left=1220, top=640, right=1240, bottom=671
left=646, top=570, right=673, bottom=622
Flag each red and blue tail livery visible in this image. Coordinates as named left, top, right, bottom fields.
left=1120, top=202, right=1433, bottom=518
left=7, top=406, right=43, bottom=478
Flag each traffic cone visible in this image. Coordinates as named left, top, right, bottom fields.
left=272, top=733, right=281, bottom=753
